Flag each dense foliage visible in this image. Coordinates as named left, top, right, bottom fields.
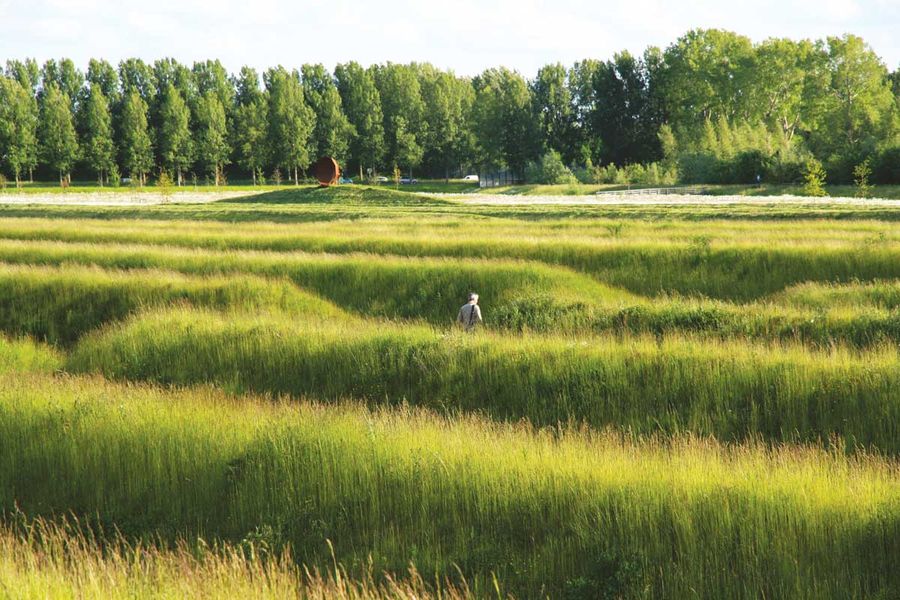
left=1, top=30, right=897, bottom=186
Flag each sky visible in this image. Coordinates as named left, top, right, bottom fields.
left=1, top=0, right=897, bottom=77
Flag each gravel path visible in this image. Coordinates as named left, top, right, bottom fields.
left=0, top=190, right=263, bottom=206
left=431, top=193, right=900, bottom=206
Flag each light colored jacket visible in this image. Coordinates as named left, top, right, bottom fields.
left=457, top=302, right=482, bottom=331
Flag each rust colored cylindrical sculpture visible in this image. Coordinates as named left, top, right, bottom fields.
left=314, top=156, right=340, bottom=187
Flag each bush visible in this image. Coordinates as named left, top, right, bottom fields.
left=802, top=159, right=828, bottom=197
left=108, top=164, right=121, bottom=188
left=677, top=152, right=721, bottom=184
left=525, top=151, right=578, bottom=184
left=730, top=150, right=771, bottom=184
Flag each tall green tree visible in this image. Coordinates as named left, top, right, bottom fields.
left=335, top=62, right=385, bottom=177
left=119, top=59, right=157, bottom=106
left=157, top=84, right=193, bottom=185
left=658, top=29, right=755, bottom=136
left=588, top=51, right=662, bottom=165
left=6, top=59, right=40, bottom=94
left=78, top=84, right=115, bottom=185
left=567, top=59, right=603, bottom=162
left=41, top=59, right=84, bottom=113
left=0, top=77, right=39, bottom=186
left=195, top=92, right=230, bottom=186
left=38, top=85, right=78, bottom=185
left=301, top=64, right=354, bottom=165
left=372, top=63, right=426, bottom=175
left=265, top=68, right=315, bottom=185
left=811, top=35, right=896, bottom=177
left=746, top=38, right=817, bottom=140
left=119, top=90, right=153, bottom=186
left=86, top=59, right=120, bottom=103
left=419, top=64, right=475, bottom=179
left=531, top=63, right=576, bottom=162
left=233, top=67, right=269, bottom=185
left=472, top=68, right=540, bottom=174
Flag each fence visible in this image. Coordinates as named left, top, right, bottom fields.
left=595, top=186, right=710, bottom=196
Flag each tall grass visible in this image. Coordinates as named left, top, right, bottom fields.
left=1, top=216, right=899, bottom=300
left=0, top=517, right=471, bottom=599
left=1, top=372, right=897, bottom=598
left=67, top=307, right=900, bottom=453
left=0, top=240, right=630, bottom=326
left=3, top=241, right=900, bottom=347
left=0, top=334, right=61, bottom=374
left=0, top=262, right=344, bottom=345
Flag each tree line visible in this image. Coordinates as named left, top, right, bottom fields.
left=0, top=29, right=898, bottom=188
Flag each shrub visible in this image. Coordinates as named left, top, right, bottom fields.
left=854, top=159, right=873, bottom=198
left=802, top=159, right=828, bottom=197
left=525, top=151, right=578, bottom=184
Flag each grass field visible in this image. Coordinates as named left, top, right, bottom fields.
left=0, top=186, right=898, bottom=597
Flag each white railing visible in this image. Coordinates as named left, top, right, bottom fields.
left=595, top=186, right=710, bottom=196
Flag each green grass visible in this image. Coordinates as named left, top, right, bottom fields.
left=3, top=216, right=900, bottom=302
left=0, top=188, right=898, bottom=597
left=2, top=372, right=897, bottom=598
left=0, top=263, right=345, bottom=345
left=3, top=236, right=900, bottom=348
left=0, top=518, right=470, bottom=599
left=0, top=334, right=61, bottom=374
left=66, top=306, right=900, bottom=454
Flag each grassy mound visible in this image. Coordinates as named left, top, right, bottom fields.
left=68, top=307, right=900, bottom=453
left=0, top=263, right=345, bottom=345
left=4, top=241, right=900, bottom=346
left=223, top=185, right=452, bottom=206
left=0, top=240, right=631, bottom=327
left=2, top=373, right=896, bottom=597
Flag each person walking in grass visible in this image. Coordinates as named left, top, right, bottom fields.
left=457, top=292, right=483, bottom=332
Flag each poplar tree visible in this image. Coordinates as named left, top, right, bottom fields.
left=335, top=62, right=384, bottom=178
left=120, top=90, right=153, bottom=185
left=79, top=84, right=115, bottom=185
left=0, top=77, right=39, bottom=186
left=301, top=64, right=354, bottom=165
left=38, top=84, right=78, bottom=185
left=157, top=83, right=193, bottom=185
left=233, top=67, right=269, bottom=185
left=195, top=91, right=230, bottom=186
left=265, top=68, right=315, bottom=185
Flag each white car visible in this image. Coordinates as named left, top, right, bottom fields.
left=463, top=175, right=479, bottom=182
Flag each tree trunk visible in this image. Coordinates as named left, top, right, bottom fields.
left=252, top=168, right=256, bottom=186
left=29, top=167, right=33, bottom=183
left=294, top=166, right=298, bottom=186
